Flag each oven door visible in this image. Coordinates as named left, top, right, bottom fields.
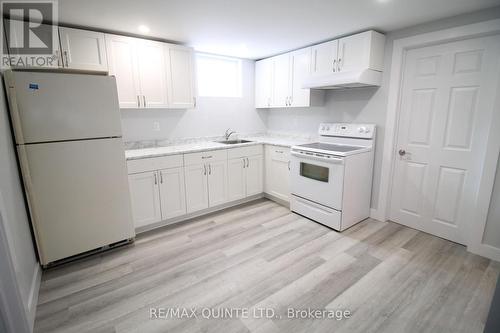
left=290, top=150, right=344, bottom=210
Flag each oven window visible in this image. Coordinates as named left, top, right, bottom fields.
left=300, top=162, right=329, bottom=182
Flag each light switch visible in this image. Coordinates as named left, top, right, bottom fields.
left=153, top=121, right=161, bottom=131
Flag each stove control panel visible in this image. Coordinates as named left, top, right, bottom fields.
left=318, top=123, right=376, bottom=139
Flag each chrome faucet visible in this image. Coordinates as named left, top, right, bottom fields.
left=224, top=128, right=236, bottom=141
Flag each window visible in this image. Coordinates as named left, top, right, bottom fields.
left=196, top=53, right=242, bottom=97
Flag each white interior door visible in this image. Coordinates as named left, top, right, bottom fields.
left=390, top=35, right=500, bottom=244
left=159, top=167, right=187, bottom=219
left=59, top=27, right=108, bottom=71
left=136, top=39, right=169, bottom=108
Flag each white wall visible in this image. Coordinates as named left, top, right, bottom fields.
left=483, top=155, right=500, bottom=248
left=0, top=79, right=39, bottom=329
left=121, top=59, right=267, bottom=142
left=265, top=7, right=500, bottom=210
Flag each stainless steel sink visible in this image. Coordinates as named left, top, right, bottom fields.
left=216, top=139, right=253, bottom=144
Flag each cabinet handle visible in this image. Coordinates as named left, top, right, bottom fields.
left=137, top=95, right=141, bottom=108
left=268, top=97, right=271, bottom=107
left=202, top=155, right=212, bottom=159
left=275, top=150, right=284, bottom=154
left=154, top=172, right=158, bottom=185
left=289, top=96, right=293, bottom=106
left=288, top=160, right=291, bottom=171
left=63, top=50, right=69, bottom=67
left=143, top=95, right=146, bottom=108
left=203, top=164, right=207, bottom=175
left=193, top=97, right=196, bottom=107
left=333, top=59, right=336, bottom=72
left=243, top=158, right=246, bottom=168
left=160, top=172, right=163, bottom=184
left=246, top=157, right=249, bottom=168
left=338, top=58, right=342, bottom=71
left=208, top=164, right=212, bottom=175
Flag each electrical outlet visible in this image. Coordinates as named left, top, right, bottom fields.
left=153, top=121, right=161, bottom=131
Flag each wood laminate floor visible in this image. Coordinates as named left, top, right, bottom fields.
left=34, top=199, right=499, bottom=333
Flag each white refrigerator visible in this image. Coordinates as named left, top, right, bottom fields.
left=4, top=70, right=135, bottom=266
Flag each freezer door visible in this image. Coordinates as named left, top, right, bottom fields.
left=18, top=138, right=135, bottom=265
left=4, top=71, right=122, bottom=144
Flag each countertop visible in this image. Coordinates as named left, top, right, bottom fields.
left=125, top=134, right=315, bottom=160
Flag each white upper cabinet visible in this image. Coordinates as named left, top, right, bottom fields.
left=255, top=58, right=273, bottom=108
left=165, top=44, right=196, bottom=108
left=135, top=39, right=169, bottom=108
left=4, top=19, right=62, bottom=68
left=337, top=31, right=385, bottom=72
left=59, top=27, right=108, bottom=72
left=105, top=34, right=142, bottom=108
left=272, top=53, right=290, bottom=108
left=255, top=47, right=323, bottom=108
left=312, top=30, right=385, bottom=74
left=311, top=40, right=338, bottom=76
left=106, top=34, right=169, bottom=109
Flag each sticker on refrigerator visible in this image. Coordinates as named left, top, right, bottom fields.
left=29, top=83, right=39, bottom=90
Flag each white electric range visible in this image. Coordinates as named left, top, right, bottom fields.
left=290, top=123, right=376, bottom=231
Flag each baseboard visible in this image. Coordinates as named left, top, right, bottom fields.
left=468, top=243, right=500, bottom=262
left=369, top=208, right=385, bottom=222
left=27, top=263, right=41, bottom=331
left=136, top=194, right=266, bottom=234
left=263, top=193, right=290, bottom=208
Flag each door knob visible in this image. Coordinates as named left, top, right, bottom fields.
left=398, top=149, right=406, bottom=156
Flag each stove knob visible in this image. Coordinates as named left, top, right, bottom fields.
left=325, top=125, right=330, bottom=131
left=321, top=125, right=326, bottom=131
left=359, top=126, right=367, bottom=133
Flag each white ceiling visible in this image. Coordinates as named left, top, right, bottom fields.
left=58, top=0, right=500, bottom=59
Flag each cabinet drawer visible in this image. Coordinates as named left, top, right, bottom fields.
left=184, top=149, right=227, bottom=166
left=227, top=145, right=263, bottom=159
left=266, top=145, right=290, bottom=162
left=127, top=154, right=183, bottom=174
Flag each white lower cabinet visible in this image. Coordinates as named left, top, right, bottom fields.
left=185, top=163, right=210, bottom=213
left=128, top=171, right=162, bottom=228
left=158, top=167, right=187, bottom=219
left=207, top=160, right=228, bottom=207
left=265, top=145, right=291, bottom=202
left=228, top=154, right=264, bottom=201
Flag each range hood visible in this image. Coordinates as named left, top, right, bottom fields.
left=302, top=69, right=382, bottom=89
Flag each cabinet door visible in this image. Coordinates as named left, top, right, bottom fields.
left=59, top=27, right=108, bottom=71
left=128, top=171, right=162, bottom=228
left=4, top=19, right=61, bottom=68
left=272, top=53, right=290, bottom=107
left=311, top=40, right=338, bottom=76
left=290, top=48, right=312, bottom=107
left=265, top=146, right=290, bottom=202
left=105, top=34, right=141, bottom=108
left=338, top=32, right=370, bottom=72
left=165, top=45, right=195, bottom=108
left=185, top=164, right=209, bottom=213
left=227, top=158, right=246, bottom=201
left=246, top=155, right=263, bottom=196
left=207, top=160, right=228, bottom=207
left=136, top=39, right=169, bottom=108
left=159, top=167, right=187, bottom=219
left=255, top=58, right=273, bottom=108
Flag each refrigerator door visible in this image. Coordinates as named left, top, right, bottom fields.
left=4, top=71, right=122, bottom=144
left=18, top=137, right=135, bottom=265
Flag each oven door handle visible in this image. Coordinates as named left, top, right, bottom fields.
left=291, top=151, right=344, bottom=164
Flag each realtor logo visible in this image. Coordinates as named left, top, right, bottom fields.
left=1, top=0, right=58, bottom=67
left=2, top=1, right=56, bottom=54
